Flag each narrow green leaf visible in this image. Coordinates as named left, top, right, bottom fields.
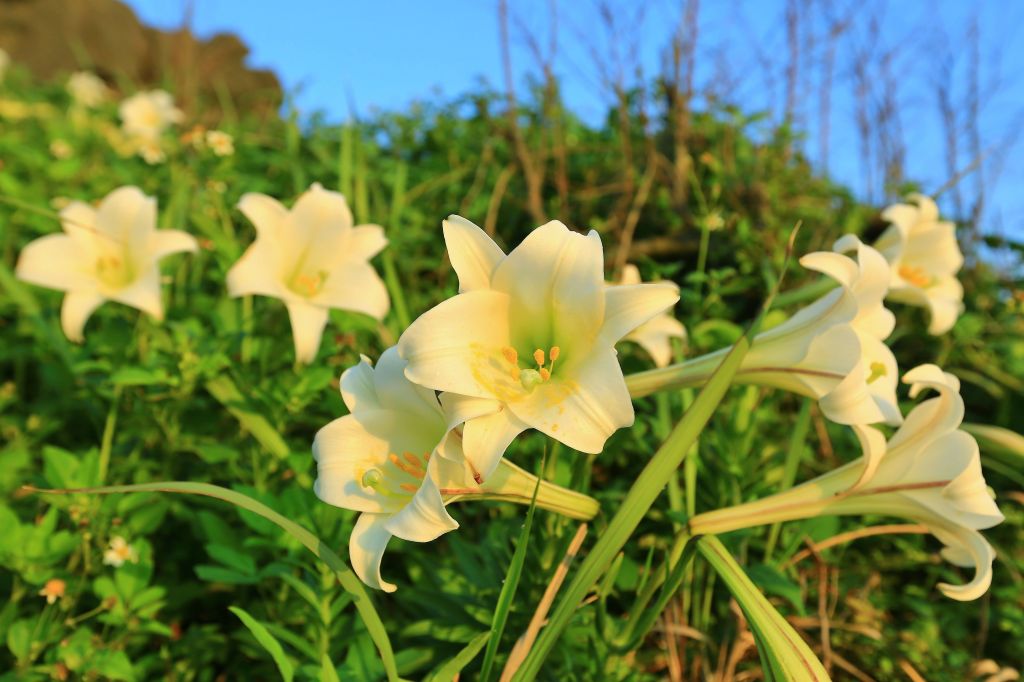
left=479, top=459, right=544, bottom=681
left=205, top=375, right=290, bottom=459
left=698, top=536, right=828, bottom=681
left=23, top=481, right=399, bottom=682
left=425, top=632, right=490, bottom=682
left=321, top=652, right=342, bottom=682
left=229, top=606, right=295, bottom=682
left=963, top=423, right=1024, bottom=462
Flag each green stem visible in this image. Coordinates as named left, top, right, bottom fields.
left=97, top=385, right=123, bottom=484
left=456, top=458, right=599, bottom=521
left=772, top=278, right=837, bottom=308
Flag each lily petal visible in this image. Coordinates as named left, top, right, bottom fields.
left=151, top=229, right=198, bottom=258
left=110, top=266, right=163, bottom=320
left=624, top=314, right=687, bottom=368
left=226, top=243, right=287, bottom=299
left=237, top=193, right=287, bottom=240
left=600, top=282, right=681, bottom=347
left=314, top=262, right=390, bottom=320
left=349, top=513, right=397, bottom=592
left=442, top=215, right=506, bottom=292
left=932, top=524, right=996, bottom=602
left=60, top=290, right=105, bottom=342
left=16, top=234, right=96, bottom=292
left=399, top=289, right=512, bottom=398
left=286, top=300, right=329, bottom=364
left=95, top=186, right=155, bottom=263
left=349, top=224, right=388, bottom=261
left=383, top=473, right=459, bottom=542
left=509, top=347, right=633, bottom=453
left=313, top=415, right=396, bottom=514
left=460, top=407, right=529, bottom=481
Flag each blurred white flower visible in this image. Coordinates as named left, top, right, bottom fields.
left=67, top=71, right=109, bottom=108
left=690, top=364, right=1004, bottom=601
left=137, top=138, right=166, bottom=165
left=226, top=183, right=390, bottom=363
left=15, top=186, right=197, bottom=341
left=615, top=264, right=686, bottom=368
left=398, top=216, right=678, bottom=480
left=205, top=130, right=234, bottom=157
left=314, top=347, right=598, bottom=592
left=103, top=536, right=139, bottom=567
left=119, top=89, right=183, bottom=142
left=875, top=194, right=964, bottom=334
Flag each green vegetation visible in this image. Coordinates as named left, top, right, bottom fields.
left=1, top=54, right=1022, bottom=681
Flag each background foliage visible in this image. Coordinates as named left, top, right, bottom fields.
left=0, top=41, right=1022, bottom=681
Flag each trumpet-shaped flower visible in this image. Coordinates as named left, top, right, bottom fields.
left=627, top=237, right=901, bottom=433
left=227, top=183, right=390, bottom=363
left=689, top=365, right=1004, bottom=601
left=15, top=186, right=198, bottom=341
left=875, top=194, right=964, bottom=334
left=615, top=264, right=686, bottom=367
left=314, top=347, right=599, bottom=592
left=119, top=90, right=183, bottom=142
left=397, top=216, right=679, bottom=480
left=67, top=71, right=109, bottom=108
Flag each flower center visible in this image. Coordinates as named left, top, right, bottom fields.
left=360, top=451, right=431, bottom=497
left=898, top=264, right=933, bottom=288
left=501, top=345, right=560, bottom=391
left=96, top=254, right=134, bottom=289
left=866, top=361, right=888, bottom=384
left=288, top=270, right=328, bottom=298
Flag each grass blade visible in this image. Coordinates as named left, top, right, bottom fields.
left=22, top=481, right=400, bottom=682
left=698, top=536, right=829, bottom=681
left=424, top=631, right=490, bottom=682
left=205, top=375, right=290, bottom=460
left=479, top=458, right=544, bottom=681
left=229, top=605, right=295, bottom=682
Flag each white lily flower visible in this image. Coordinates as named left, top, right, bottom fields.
left=690, top=364, right=1004, bottom=601
left=227, top=183, right=390, bottom=364
left=875, top=194, right=964, bottom=334
left=15, top=186, right=198, bottom=342
left=103, top=536, right=139, bottom=567
left=314, top=347, right=599, bottom=592
left=628, top=237, right=901, bottom=433
left=397, top=216, right=679, bottom=480
left=615, top=264, right=686, bottom=368
left=119, top=89, right=184, bottom=142
left=67, top=71, right=109, bottom=108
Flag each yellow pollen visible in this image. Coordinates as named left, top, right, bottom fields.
left=502, top=347, right=518, bottom=364
left=898, top=264, right=932, bottom=288
left=533, top=349, right=545, bottom=366
left=539, top=368, right=551, bottom=381
left=549, top=346, right=560, bottom=362
left=867, top=361, right=888, bottom=384
left=511, top=366, right=521, bottom=381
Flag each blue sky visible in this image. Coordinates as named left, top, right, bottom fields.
left=124, top=0, right=1024, bottom=241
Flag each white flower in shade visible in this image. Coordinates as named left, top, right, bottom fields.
left=119, top=89, right=183, bottom=141
left=103, top=536, right=139, bottom=567
left=314, top=347, right=598, bottom=592
left=875, top=194, right=964, bottom=334
left=397, top=217, right=679, bottom=481
left=15, top=186, right=198, bottom=342
left=629, top=237, right=901, bottom=437
left=689, top=365, right=1004, bottom=601
left=226, top=183, right=390, bottom=364
left=67, top=71, right=109, bottom=108
left=205, top=130, right=234, bottom=157
left=615, top=264, right=686, bottom=367
left=0, top=49, right=10, bottom=82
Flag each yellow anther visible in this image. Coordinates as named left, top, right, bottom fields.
left=502, top=347, right=518, bottom=364
left=898, top=264, right=932, bottom=288
left=539, top=368, right=551, bottom=381
left=511, top=366, right=521, bottom=381
left=399, top=483, right=419, bottom=493
left=867, top=361, right=888, bottom=384
left=549, top=346, right=560, bottom=362
left=533, top=349, right=545, bottom=366
left=403, top=452, right=420, bottom=466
